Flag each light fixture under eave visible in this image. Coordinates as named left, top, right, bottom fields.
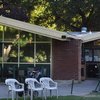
left=61, top=35, right=66, bottom=39
left=61, top=35, right=71, bottom=41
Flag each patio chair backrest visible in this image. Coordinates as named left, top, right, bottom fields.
left=40, top=77, right=54, bottom=88
left=25, top=78, right=42, bottom=89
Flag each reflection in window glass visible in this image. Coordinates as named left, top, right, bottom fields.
left=3, top=43, right=18, bottom=62
left=0, top=64, right=2, bottom=78
left=85, top=49, right=92, bottom=61
left=3, top=64, right=18, bottom=78
left=0, top=26, right=51, bottom=81
left=0, top=43, right=2, bottom=62
left=0, top=30, right=3, bottom=41
left=20, top=64, right=34, bottom=77
left=20, top=43, right=34, bottom=63
left=0, top=32, right=2, bottom=41
left=36, top=35, right=50, bottom=41
left=4, top=27, right=19, bottom=41
left=0, top=25, right=3, bottom=41
left=94, top=50, right=100, bottom=61
left=20, top=32, right=34, bottom=43
left=36, top=43, right=50, bottom=63
left=36, top=64, right=50, bottom=77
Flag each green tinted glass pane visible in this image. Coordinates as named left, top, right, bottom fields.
left=0, top=25, right=3, bottom=41
left=20, top=64, right=34, bottom=70
left=0, top=43, right=2, bottom=62
left=94, top=50, right=100, bottom=61
left=3, top=43, right=18, bottom=62
left=19, top=64, right=34, bottom=78
left=20, top=43, right=34, bottom=63
left=3, top=64, right=18, bottom=78
left=36, top=43, right=50, bottom=63
left=0, top=64, right=2, bottom=77
left=36, top=64, right=50, bottom=77
left=36, top=35, right=50, bottom=41
left=85, top=49, right=92, bottom=61
left=20, top=31, right=34, bottom=43
left=4, top=27, right=19, bottom=41
left=0, top=31, right=2, bottom=41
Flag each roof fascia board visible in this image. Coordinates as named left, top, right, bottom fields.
left=81, top=32, right=100, bottom=43
left=0, top=16, right=73, bottom=41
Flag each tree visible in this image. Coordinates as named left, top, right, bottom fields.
left=30, top=0, right=56, bottom=29
left=49, top=0, right=100, bottom=31
left=0, top=0, right=35, bottom=21
left=0, top=0, right=100, bottom=31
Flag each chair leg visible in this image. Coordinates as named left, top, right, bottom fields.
left=27, top=90, right=30, bottom=96
left=16, top=92, right=18, bottom=100
left=12, top=91, right=14, bottom=100
left=44, top=89, right=47, bottom=100
left=23, top=91, right=25, bottom=100
left=56, top=89, right=58, bottom=99
left=30, top=89, right=33, bottom=100
left=41, top=90, right=45, bottom=100
left=41, top=90, right=43, bottom=97
left=50, top=90, right=52, bottom=97
left=7, top=90, right=10, bottom=100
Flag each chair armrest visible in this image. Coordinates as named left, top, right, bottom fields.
left=49, top=80, right=58, bottom=87
left=15, top=82, right=24, bottom=89
left=26, top=82, right=33, bottom=89
left=19, top=83, right=24, bottom=89
left=6, top=84, right=13, bottom=90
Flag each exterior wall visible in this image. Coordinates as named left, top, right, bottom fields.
left=52, top=39, right=82, bottom=81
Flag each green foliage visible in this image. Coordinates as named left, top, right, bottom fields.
left=1, top=0, right=100, bottom=31
left=35, top=50, right=47, bottom=63
left=13, top=33, right=33, bottom=47
left=48, top=0, right=100, bottom=31
left=30, top=0, right=100, bottom=31
left=21, top=56, right=34, bottom=63
left=30, top=0, right=56, bottom=29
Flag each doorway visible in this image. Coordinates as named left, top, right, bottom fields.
left=86, top=64, right=99, bottom=78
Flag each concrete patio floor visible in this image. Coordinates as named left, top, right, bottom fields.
left=0, top=79, right=99, bottom=99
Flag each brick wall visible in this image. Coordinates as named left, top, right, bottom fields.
left=52, top=39, right=82, bottom=81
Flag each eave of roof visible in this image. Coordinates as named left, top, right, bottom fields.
left=0, top=16, right=78, bottom=41
left=81, top=32, right=100, bottom=43
left=69, top=32, right=100, bottom=43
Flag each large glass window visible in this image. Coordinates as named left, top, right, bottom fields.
left=36, top=64, right=50, bottom=77
left=3, top=64, right=18, bottom=79
left=0, top=43, right=2, bottom=62
left=36, top=35, right=50, bottom=41
left=85, top=49, right=92, bottom=61
left=0, top=64, right=2, bottom=81
left=4, top=27, right=19, bottom=41
left=36, top=43, right=50, bottom=63
left=3, top=43, right=18, bottom=62
left=94, top=50, right=100, bottom=61
left=0, top=27, right=51, bottom=82
left=20, top=43, right=34, bottom=63
left=0, top=25, right=3, bottom=41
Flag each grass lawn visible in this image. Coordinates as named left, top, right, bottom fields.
left=1, top=96, right=100, bottom=100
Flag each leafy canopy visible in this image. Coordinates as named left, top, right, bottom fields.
left=0, top=0, right=100, bottom=31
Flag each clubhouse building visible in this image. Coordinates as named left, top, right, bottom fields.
left=0, top=16, right=100, bottom=82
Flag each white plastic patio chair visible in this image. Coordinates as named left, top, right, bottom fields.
left=40, top=77, right=58, bottom=99
left=25, top=78, right=43, bottom=100
left=5, top=78, right=25, bottom=100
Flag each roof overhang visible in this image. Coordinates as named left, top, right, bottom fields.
left=0, top=16, right=78, bottom=41
left=76, top=32, right=100, bottom=43
left=81, top=33, right=100, bottom=43
left=69, top=32, right=100, bottom=43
